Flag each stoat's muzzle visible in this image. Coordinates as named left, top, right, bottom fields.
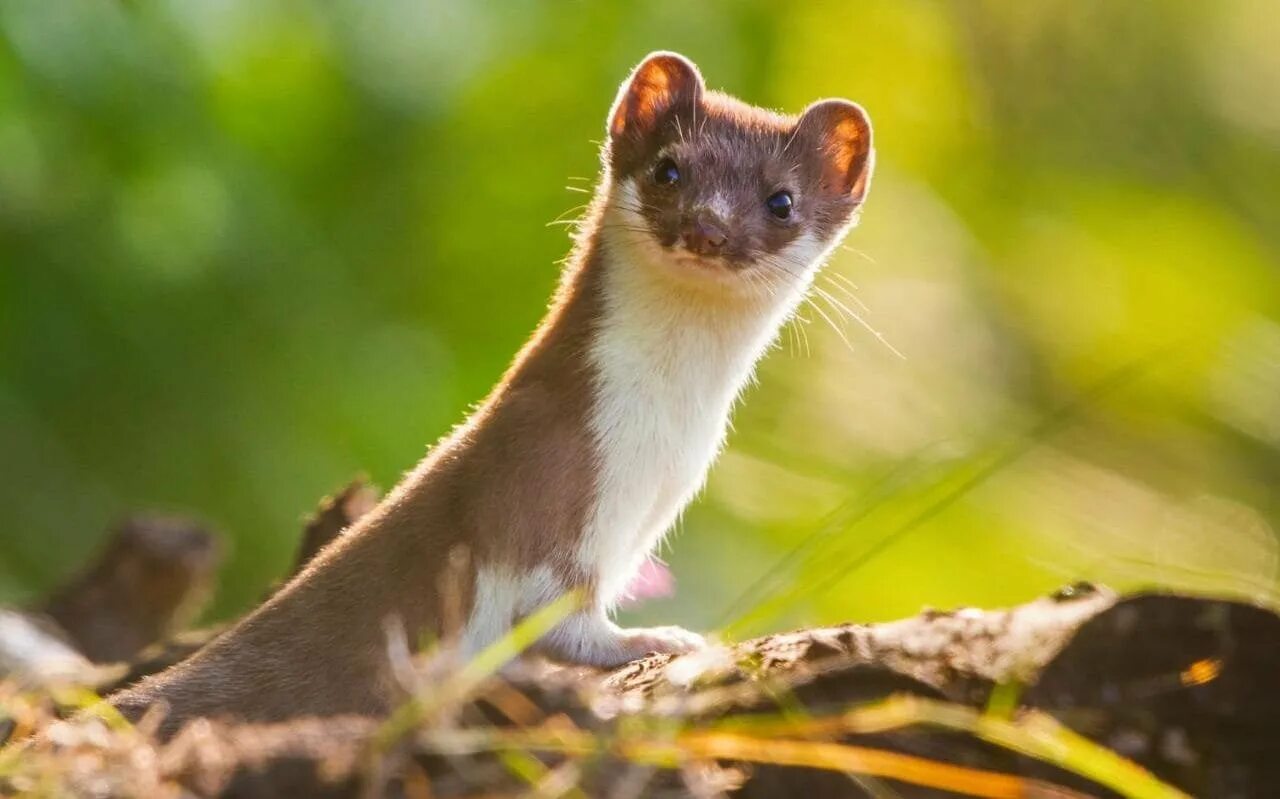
left=679, top=211, right=729, bottom=258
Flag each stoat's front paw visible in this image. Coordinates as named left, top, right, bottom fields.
left=537, top=614, right=707, bottom=667
left=617, top=625, right=706, bottom=660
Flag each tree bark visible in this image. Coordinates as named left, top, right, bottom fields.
left=25, top=586, right=1271, bottom=798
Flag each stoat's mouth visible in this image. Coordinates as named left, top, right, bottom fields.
left=671, top=250, right=734, bottom=272
left=664, top=250, right=762, bottom=290
left=643, top=248, right=778, bottom=301
left=603, top=218, right=773, bottom=299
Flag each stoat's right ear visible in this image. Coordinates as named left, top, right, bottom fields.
left=608, top=52, right=704, bottom=145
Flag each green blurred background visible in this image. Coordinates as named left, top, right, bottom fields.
left=2, top=1, right=1277, bottom=637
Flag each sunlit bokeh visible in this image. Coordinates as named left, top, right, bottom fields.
left=1, top=1, right=1277, bottom=636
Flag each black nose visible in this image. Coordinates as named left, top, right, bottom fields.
left=682, top=218, right=728, bottom=255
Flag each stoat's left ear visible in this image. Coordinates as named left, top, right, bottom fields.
left=608, top=51, right=704, bottom=143
left=795, top=99, right=874, bottom=204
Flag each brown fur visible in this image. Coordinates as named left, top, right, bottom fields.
left=109, top=51, right=872, bottom=738
left=110, top=246, right=609, bottom=735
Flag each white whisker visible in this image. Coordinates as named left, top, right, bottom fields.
left=838, top=244, right=877, bottom=265
left=813, top=285, right=905, bottom=360
left=804, top=294, right=856, bottom=353
left=823, top=274, right=871, bottom=314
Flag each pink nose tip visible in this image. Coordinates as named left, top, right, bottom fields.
left=682, top=219, right=728, bottom=255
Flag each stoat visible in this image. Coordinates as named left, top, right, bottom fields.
left=111, top=51, right=873, bottom=734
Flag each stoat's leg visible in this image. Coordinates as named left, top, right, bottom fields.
left=537, top=609, right=705, bottom=667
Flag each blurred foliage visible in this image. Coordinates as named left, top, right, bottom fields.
left=1, top=0, right=1277, bottom=634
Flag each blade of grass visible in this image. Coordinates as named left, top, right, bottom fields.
left=499, top=748, right=589, bottom=799
left=984, top=681, right=1024, bottom=721
left=629, top=733, right=1029, bottom=798
left=714, top=450, right=945, bottom=629
left=842, top=695, right=1191, bottom=799
left=616, top=689, right=1190, bottom=797
left=415, top=723, right=1080, bottom=799
left=732, top=349, right=1168, bottom=635
left=372, top=589, right=584, bottom=751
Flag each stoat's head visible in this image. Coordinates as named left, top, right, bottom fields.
left=601, top=52, right=873, bottom=296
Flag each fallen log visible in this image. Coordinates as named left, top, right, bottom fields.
left=12, top=587, right=1279, bottom=798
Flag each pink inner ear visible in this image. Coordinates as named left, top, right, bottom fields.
left=620, top=557, right=675, bottom=605
left=828, top=117, right=864, bottom=177
left=614, top=74, right=673, bottom=137
left=820, top=117, right=870, bottom=197
left=612, top=56, right=701, bottom=140
left=798, top=101, right=872, bottom=198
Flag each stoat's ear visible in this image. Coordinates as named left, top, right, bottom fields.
left=608, top=52, right=704, bottom=143
left=795, top=99, right=874, bottom=204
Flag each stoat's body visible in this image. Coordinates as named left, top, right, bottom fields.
left=111, top=52, right=873, bottom=735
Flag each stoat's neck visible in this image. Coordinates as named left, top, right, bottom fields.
left=595, top=238, right=805, bottom=374
left=573, top=187, right=818, bottom=605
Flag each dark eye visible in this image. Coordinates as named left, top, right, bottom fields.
left=766, top=190, right=793, bottom=220
left=653, top=158, right=680, bottom=186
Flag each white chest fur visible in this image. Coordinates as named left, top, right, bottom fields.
left=579, top=214, right=816, bottom=606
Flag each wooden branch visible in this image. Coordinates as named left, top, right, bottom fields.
left=292, top=478, right=380, bottom=576
left=600, top=582, right=1117, bottom=715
